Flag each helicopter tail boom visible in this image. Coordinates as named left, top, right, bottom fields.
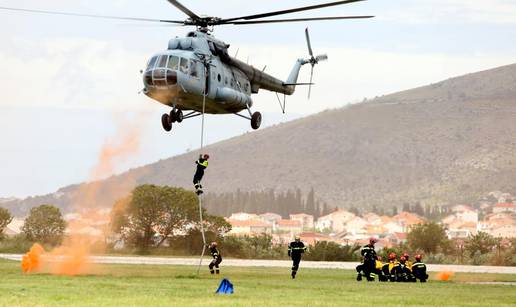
left=230, top=57, right=298, bottom=95
left=282, top=59, right=309, bottom=95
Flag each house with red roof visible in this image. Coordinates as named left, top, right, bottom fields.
left=298, top=232, right=332, bottom=246
left=392, top=212, right=425, bottom=232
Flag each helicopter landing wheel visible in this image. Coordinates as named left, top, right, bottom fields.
left=169, top=109, right=183, bottom=123
left=251, top=112, right=262, bottom=130
left=161, top=113, right=172, bottom=132
left=175, top=109, right=183, bottom=123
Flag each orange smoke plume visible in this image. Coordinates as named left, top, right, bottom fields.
left=436, top=271, right=454, bottom=281
left=21, top=243, right=45, bottom=273
left=22, top=119, right=144, bottom=276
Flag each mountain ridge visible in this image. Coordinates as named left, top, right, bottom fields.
left=3, top=63, right=516, bottom=216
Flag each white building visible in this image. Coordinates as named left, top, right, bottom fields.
left=488, top=224, right=516, bottom=238
left=227, top=219, right=272, bottom=236
left=289, top=213, right=314, bottom=229
left=343, top=216, right=368, bottom=234
left=493, top=203, right=516, bottom=214
left=4, top=218, right=24, bottom=237
left=315, top=209, right=355, bottom=232
left=276, top=219, right=303, bottom=235
left=259, top=212, right=282, bottom=225
left=229, top=212, right=259, bottom=221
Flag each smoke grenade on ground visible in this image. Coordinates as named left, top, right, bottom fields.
left=436, top=271, right=454, bottom=281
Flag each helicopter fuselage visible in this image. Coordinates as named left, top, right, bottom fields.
left=142, top=31, right=304, bottom=114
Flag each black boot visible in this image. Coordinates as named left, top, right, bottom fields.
left=291, top=271, right=296, bottom=279
left=356, top=274, right=362, bottom=281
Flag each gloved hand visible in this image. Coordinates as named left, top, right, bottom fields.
left=288, top=251, right=291, bottom=257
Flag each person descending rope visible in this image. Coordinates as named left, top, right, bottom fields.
left=193, top=154, right=209, bottom=195
left=288, top=236, right=307, bottom=279
left=208, top=241, right=222, bottom=275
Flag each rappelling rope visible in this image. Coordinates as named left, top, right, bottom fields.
left=196, top=63, right=208, bottom=275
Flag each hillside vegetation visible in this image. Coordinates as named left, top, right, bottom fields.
left=3, top=64, right=516, bottom=216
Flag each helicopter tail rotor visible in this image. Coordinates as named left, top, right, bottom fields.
left=305, top=28, right=328, bottom=99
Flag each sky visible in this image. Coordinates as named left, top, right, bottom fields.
left=1, top=0, right=516, bottom=198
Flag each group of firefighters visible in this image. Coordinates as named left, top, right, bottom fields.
left=193, top=156, right=428, bottom=281
left=206, top=236, right=428, bottom=281
left=356, top=238, right=429, bottom=282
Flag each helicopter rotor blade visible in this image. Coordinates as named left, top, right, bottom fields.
left=0, top=6, right=184, bottom=24
left=308, top=65, right=315, bottom=100
left=166, top=0, right=200, bottom=21
left=305, top=28, right=314, bottom=58
left=219, top=0, right=367, bottom=23
left=223, top=15, right=374, bottom=25
left=316, top=54, right=329, bottom=62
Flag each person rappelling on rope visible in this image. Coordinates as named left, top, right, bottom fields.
left=193, top=154, right=209, bottom=195
left=208, top=241, right=222, bottom=274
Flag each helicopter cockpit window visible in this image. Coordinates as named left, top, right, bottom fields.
left=157, top=55, right=168, bottom=68
left=147, top=56, right=158, bottom=70
left=179, top=58, right=189, bottom=74
left=167, top=55, right=179, bottom=70
left=190, top=61, right=200, bottom=78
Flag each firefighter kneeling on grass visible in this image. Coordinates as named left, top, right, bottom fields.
left=356, top=237, right=378, bottom=281
left=412, top=254, right=429, bottom=282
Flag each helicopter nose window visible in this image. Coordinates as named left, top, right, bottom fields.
left=157, top=55, right=168, bottom=68
left=147, top=56, right=158, bottom=70
left=167, top=56, right=179, bottom=70
left=180, top=58, right=189, bottom=74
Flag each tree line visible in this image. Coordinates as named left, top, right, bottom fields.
left=204, top=188, right=332, bottom=219
left=379, top=222, right=516, bottom=266
left=2, top=185, right=515, bottom=266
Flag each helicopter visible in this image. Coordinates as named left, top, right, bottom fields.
left=0, top=0, right=373, bottom=132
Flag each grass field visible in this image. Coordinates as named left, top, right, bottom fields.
left=1, top=259, right=515, bottom=307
